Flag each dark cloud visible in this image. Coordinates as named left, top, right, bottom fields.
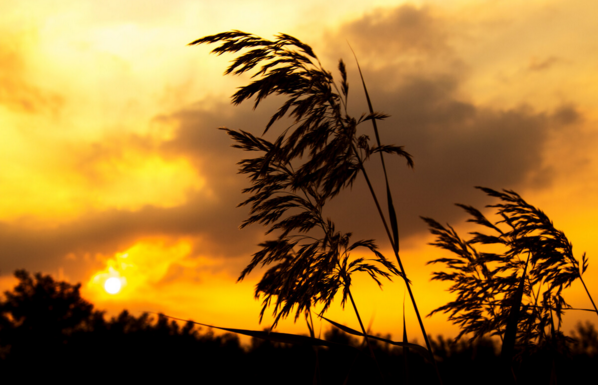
left=335, top=4, right=449, bottom=58
left=324, top=74, right=578, bottom=242
left=0, top=190, right=261, bottom=278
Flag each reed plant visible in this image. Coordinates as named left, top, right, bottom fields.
left=189, top=30, right=440, bottom=381
left=422, top=187, right=597, bottom=380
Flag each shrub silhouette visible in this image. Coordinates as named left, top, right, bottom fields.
left=0, top=270, right=100, bottom=359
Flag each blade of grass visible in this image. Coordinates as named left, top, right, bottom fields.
left=156, top=313, right=355, bottom=349
left=348, top=43, right=400, bottom=254
left=320, top=315, right=431, bottom=362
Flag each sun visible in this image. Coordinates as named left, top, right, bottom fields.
left=104, top=277, right=122, bottom=294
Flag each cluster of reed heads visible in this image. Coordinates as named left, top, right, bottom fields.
left=187, top=31, right=597, bottom=384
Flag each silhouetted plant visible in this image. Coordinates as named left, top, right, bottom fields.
left=422, top=187, right=597, bottom=365
left=219, top=128, right=400, bottom=329
left=189, top=32, right=443, bottom=374
left=221, top=122, right=402, bottom=383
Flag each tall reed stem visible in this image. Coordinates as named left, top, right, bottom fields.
left=351, top=144, right=442, bottom=385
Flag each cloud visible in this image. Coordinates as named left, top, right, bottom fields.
left=0, top=3, right=593, bottom=288
left=336, top=4, right=449, bottom=58
left=0, top=185, right=264, bottom=270
left=321, top=72, right=582, bottom=242
left=527, top=56, right=560, bottom=72
left=0, top=33, right=63, bottom=115
left=305, top=4, right=592, bottom=243
left=0, top=100, right=280, bottom=280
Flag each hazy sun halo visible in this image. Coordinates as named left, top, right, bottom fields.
left=104, top=277, right=122, bottom=294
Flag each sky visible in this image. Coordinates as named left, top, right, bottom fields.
left=0, top=0, right=596, bottom=344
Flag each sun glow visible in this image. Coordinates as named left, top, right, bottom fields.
left=104, top=277, right=122, bottom=294
left=85, top=239, right=194, bottom=303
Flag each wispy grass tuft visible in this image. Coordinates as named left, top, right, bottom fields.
left=422, top=186, right=597, bottom=370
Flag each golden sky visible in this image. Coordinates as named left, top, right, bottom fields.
left=0, top=0, right=596, bottom=343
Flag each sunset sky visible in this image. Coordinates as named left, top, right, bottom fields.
left=0, top=0, right=596, bottom=343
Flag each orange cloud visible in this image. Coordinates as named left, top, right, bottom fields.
left=0, top=32, right=63, bottom=115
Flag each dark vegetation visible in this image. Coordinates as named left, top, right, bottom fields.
left=0, top=269, right=596, bottom=384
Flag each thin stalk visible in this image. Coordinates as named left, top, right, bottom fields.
left=351, top=144, right=395, bottom=250
left=351, top=143, right=442, bottom=384
left=347, top=287, right=386, bottom=384
left=523, top=277, right=543, bottom=344
left=562, top=307, right=598, bottom=312
left=500, top=253, right=530, bottom=385
left=578, top=275, right=598, bottom=314
left=349, top=44, right=400, bottom=254
left=501, top=253, right=531, bottom=361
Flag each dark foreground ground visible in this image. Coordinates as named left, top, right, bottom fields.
left=1, top=271, right=596, bottom=384
left=1, top=310, right=596, bottom=384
